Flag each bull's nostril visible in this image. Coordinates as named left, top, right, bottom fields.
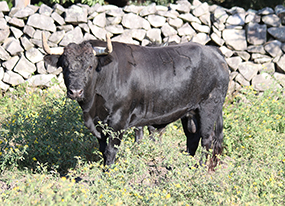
left=69, top=89, right=83, bottom=98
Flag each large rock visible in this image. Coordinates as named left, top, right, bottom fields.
left=238, top=62, right=260, bottom=81
left=177, top=23, right=196, bottom=37
left=14, top=55, right=37, bottom=79
left=262, top=14, right=281, bottom=27
left=65, top=5, right=88, bottom=23
left=122, top=13, right=151, bottom=30
left=147, top=15, right=166, bottom=28
left=146, top=29, right=162, bottom=44
left=90, top=25, right=107, bottom=40
left=59, top=26, right=84, bottom=46
left=277, top=54, right=285, bottom=72
left=4, top=38, right=24, bottom=56
left=268, top=26, right=285, bottom=42
left=13, top=7, right=35, bottom=18
left=274, top=72, right=285, bottom=87
left=192, top=2, right=209, bottom=17
left=3, top=71, right=25, bottom=86
left=0, top=46, right=10, bottom=61
left=93, top=13, right=106, bottom=28
left=246, top=23, right=267, bottom=45
left=28, top=74, right=57, bottom=87
left=252, top=73, right=281, bottom=91
left=264, top=40, right=283, bottom=57
left=25, top=48, right=44, bottom=64
left=161, top=23, right=177, bottom=37
left=222, top=29, right=247, bottom=50
left=27, top=14, right=56, bottom=32
left=0, top=1, right=10, bottom=13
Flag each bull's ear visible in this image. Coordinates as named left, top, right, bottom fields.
left=98, top=54, right=113, bottom=68
left=44, top=55, right=61, bottom=68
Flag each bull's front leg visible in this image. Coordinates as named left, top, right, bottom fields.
left=99, top=133, right=123, bottom=166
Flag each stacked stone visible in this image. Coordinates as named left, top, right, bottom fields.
left=0, top=0, right=285, bottom=93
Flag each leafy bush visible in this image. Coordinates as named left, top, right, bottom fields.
left=0, top=84, right=284, bottom=205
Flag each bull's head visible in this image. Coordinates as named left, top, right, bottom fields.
left=42, top=33, right=113, bottom=101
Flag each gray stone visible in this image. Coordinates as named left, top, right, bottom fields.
left=2, top=56, right=19, bottom=70
left=277, top=54, right=285, bottom=72
left=274, top=72, right=285, bottom=87
left=132, top=29, right=146, bottom=41
left=105, top=24, right=124, bottom=34
left=226, top=56, right=242, bottom=71
left=222, top=29, right=247, bottom=50
left=246, top=23, right=267, bottom=45
left=93, top=13, right=106, bottom=28
left=161, top=23, right=177, bottom=37
left=238, top=62, right=259, bottom=81
left=8, top=17, right=25, bottom=27
left=13, top=7, right=35, bottom=18
left=112, top=30, right=138, bottom=45
left=192, top=2, right=209, bottom=17
left=235, top=73, right=250, bottom=86
left=199, top=12, right=211, bottom=26
left=210, top=32, right=224, bottom=46
left=33, top=30, right=50, bottom=40
left=14, top=55, right=37, bottom=79
left=20, top=36, right=34, bottom=51
left=90, top=25, right=107, bottom=41
left=106, top=8, right=124, bottom=17
left=168, top=18, right=183, bottom=29
left=10, top=27, right=23, bottom=39
left=0, top=80, right=10, bottom=91
left=252, top=73, right=281, bottom=91
left=148, top=15, right=166, bottom=28
left=28, top=74, right=57, bottom=87
left=4, top=38, right=24, bottom=55
left=157, top=10, right=179, bottom=19
left=258, top=7, right=274, bottom=15
left=139, top=3, right=156, bottom=17
left=36, top=61, right=47, bottom=74
left=60, top=26, right=84, bottom=46
left=146, top=29, right=162, bottom=44
left=27, top=14, right=56, bottom=32
left=282, top=43, right=285, bottom=52
left=163, top=35, right=181, bottom=44
left=122, top=13, right=150, bottom=30
left=53, top=4, right=66, bottom=15
left=51, top=12, right=65, bottom=26
left=0, top=27, right=9, bottom=43
left=25, top=48, right=43, bottom=63
left=3, top=71, right=25, bottom=85
left=264, top=40, right=283, bottom=57
left=23, top=25, right=35, bottom=38
left=268, top=26, right=285, bottom=42
left=219, top=46, right=234, bottom=58
left=49, top=30, right=65, bottom=44
left=235, top=51, right=250, bottom=61
left=191, top=33, right=210, bottom=45
left=57, top=25, right=73, bottom=32
left=39, top=4, right=53, bottom=16
left=245, top=11, right=260, bottom=23
left=252, top=54, right=272, bottom=64
left=0, top=46, right=10, bottom=61
left=65, top=5, right=88, bottom=23
left=213, top=6, right=228, bottom=24
left=179, top=13, right=201, bottom=24
left=262, top=14, right=281, bottom=27
left=226, top=13, right=245, bottom=26
left=259, top=62, right=275, bottom=74
left=0, top=18, right=7, bottom=29
left=275, top=5, right=285, bottom=24
left=106, top=16, right=122, bottom=25
left=247, top=45, right=266, bottom=54
left=0, top=67, right=4, bottom=81
left=213, top=21, right=225, bottom=31
left=0, top=2, right=9, bottom=13
left=123, top=5, right=144, bottom=14
left=177, top=23, right=196, bottom=37
left=191, top=22, right=210, bottom=33
left=176, top=0, right=191, bottom=13
left=141, top=39, right=151, bottom=46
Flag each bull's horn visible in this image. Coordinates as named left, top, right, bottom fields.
left=42, top=32, right=64, bottom=55
left=93, top=33, right=113, bottom=55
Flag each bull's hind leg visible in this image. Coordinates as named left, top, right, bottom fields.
left=198, top=92, right=225, bottom=170
left=181, top=113, right=200, bottom=156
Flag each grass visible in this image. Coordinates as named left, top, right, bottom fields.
left=0, top=84, right=284, bottom=205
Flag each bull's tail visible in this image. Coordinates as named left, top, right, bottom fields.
left=209, top=112, right=224, bottom=170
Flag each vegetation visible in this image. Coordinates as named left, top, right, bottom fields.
left=0, top=83, right=284, bottom=205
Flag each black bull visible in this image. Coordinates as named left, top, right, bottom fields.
left=43, top=34, right=229, bottom=170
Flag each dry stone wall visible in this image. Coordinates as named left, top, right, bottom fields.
left=0, top=0, right=285, bottom=94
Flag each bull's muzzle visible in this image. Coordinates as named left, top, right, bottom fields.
left=67, top=89, right=84, bottom=100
